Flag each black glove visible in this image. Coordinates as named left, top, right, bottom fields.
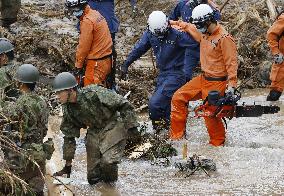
left=53, top=165, right=72, bottom=178
left=128, top=127, right=142, bottom=143
left=120, top=70, right=128, bottom=81
left=274, top=53, right=284, bottom=64
left=73, top=67, right=84, bottom=77
left=43, top=138, right=55, bottom=160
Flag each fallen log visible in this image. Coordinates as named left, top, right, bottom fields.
left=231, top=12, right=248, bottom=33
left=219, top=0, right=231, bottom=12
left=266, top=0, right=278, bottom=21
left=135, top=104, right=148, bottom=112
left=250, top=7, right=270, bottom=28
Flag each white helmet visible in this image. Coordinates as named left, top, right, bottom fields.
left=147, top=11, right=169, bottom=38
left=190, top=4, right=215, bottom=33
left=65, top=0, right=87, bottom=18
left=187, top=0, right=207, bottom=9
left=65, top=0, right=87, bottom=8
left=191, top=4, right=214, bottom=24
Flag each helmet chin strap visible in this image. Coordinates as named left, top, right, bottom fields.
left=67, top=88, right=78, bottom=103
left=67, top=89, right=72, bottom=103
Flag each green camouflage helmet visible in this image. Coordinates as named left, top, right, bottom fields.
left=16, top=64, right=39, bottom=83
left=0, top=38, right=14, bottom=54
left=52, top=72, right=78, bottom=92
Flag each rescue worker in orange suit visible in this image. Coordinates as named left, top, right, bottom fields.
left=87, top=0, right=137, bottom=44
left=266, top=11, right=284, bottom=101
left=169, top=4, right=238, bottom=146
left=65, top=0, right=113, bottom=87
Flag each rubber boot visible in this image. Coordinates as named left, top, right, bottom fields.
left=1, top=18, right=17, bottom=28
left=100, top=163, right=118, bottom=183
left=267, top=90, right=282, bottom=101
left=87, top=167, right=102, bottom=185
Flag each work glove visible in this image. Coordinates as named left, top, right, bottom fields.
left=120, top=71, right=128, bottom=81
left=73, top=67, right=84, bottom=77
left=274, top=53, right=284, bottom=64
left=43, top=138, right=55, bottom=160
left=119, top=65, right=128, bottom=81
left=128, top=127, right=142, bottom=144
left=53, top=165, right=72, bottom=178
left=126, top=127, right=142, bottom=151
left=225, top=86, right=235, bottom=96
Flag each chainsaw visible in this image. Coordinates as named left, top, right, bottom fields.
left=194, top=89, right=280, bottom=119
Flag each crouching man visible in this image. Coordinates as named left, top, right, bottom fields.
left=53, top=72, right=139, bottom=185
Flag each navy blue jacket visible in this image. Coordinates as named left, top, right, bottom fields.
left=88, top=0, right=137, bottom=34
left=169, top=0, right=221, bottom=22
left=122, top=28, right=200, bottom=80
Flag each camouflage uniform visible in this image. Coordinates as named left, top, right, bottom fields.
left=1, top=92, right=53, bottom=194
left=0, top=0, right=21, bottom=27
left=61, top=84, right=138, bottom=183
left=0, top=61, right=18, bottom=103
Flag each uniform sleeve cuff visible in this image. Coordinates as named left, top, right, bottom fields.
left=228, top=80, right=237, bottom=88
left=75, top=62, right=83, bottom=69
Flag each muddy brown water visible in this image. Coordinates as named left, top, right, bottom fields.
left=15, top=1, right=284, bottom=194
left=45, top=89, right=284, bottom=195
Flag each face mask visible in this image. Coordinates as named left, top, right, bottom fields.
left=73, top=9, right=84, bottom=18
left=197, top=27, right=207, bottom=34
left=195, top=22, right=208, bottom=34
left=152, top=28, right=169, bottom=39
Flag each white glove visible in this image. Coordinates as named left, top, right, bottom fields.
left=274, top=53, right=284, bottom=64
left=225, top=86, right=235, bottom=95
left=132, top=5, right=138, bottom=13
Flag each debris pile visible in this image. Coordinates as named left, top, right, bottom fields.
left=221, top=0, right=282, bottom=88
left=175, top=154, right=216, bottom=177
left=0, top=133, right=36, bottom=195
left=127, top=125, right=177, bottom=161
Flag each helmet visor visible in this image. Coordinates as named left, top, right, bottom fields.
left=194, top=21, right=206, bottom=29
left=193, top=21, right=208, bottom=33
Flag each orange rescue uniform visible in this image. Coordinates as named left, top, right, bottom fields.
left=169, top=21, right=238, bottom=146
left=76, top=5, right=113, bottom=87
left=267, top=13, right=284, bottom=92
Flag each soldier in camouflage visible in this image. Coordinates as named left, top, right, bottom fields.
left=0, top=0, right=21, bottom=28
left=1, top=64, right=54, bottom=196
left=53, top=72, right=139, bottom=185
left=0, top=38, right=19, bottom=103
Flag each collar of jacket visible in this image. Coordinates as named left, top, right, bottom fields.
left=206, top=23, right=221, bottom=37
left=80, top=5, right=91, bottom=20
